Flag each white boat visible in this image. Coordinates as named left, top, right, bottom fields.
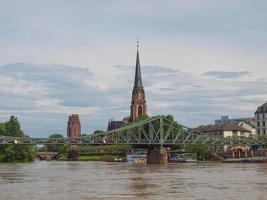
left=126, top=148, right=147, bottom=164
left=168, top=152, right=198, bottom=163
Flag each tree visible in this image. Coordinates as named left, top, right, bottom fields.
left=0, top=123, right=6, bottom=135
left=5, top=116, right=24, bottom=137
left=136, top=114, right=150, bottom=122
left=46, top=134, right=67, bottom=154
left=184, top=145, right=209, bottom=160
left=93, top=130, right=105, bottom=134
left=0, top=116, right=35, bottom=162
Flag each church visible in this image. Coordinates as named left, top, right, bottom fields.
left=107, top=42, right=147, bottom=131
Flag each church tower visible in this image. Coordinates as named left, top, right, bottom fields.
left=130, top=40, right=147, bottom=121
left=67, top=114, right=81, bottom=138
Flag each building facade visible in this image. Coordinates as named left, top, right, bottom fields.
left=107, top=119, right=124, bottom=131
left=130, top=43, right=147, bottom=121
left=195, top=124, right=252, bottom=138
left=67, top=114, right=81, bottom=138
left=238, top=121, right=256, bottom=135
left=215, top=115, right=255, bottom=126
left=214, top=115, right=256, bottom=135
left=195, top=124, right=252, bottom=152
left=255, top=102, right=267, bottom=135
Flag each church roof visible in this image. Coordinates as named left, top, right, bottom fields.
left=134, top=49, right=143, bottom=88
left=255, top=102, right=267, bottom=114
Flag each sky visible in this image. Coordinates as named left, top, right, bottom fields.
left=0, top=0, right=267, bottom=137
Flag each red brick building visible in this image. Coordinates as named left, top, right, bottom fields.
left=67, top=114, right=81, bottom=138
left=107, top=43, right=148, bottom=129
left=107, top=119, right=124, bottom=131
left=130, top=43, right=147, bottom=121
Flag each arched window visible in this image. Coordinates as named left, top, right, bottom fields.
left=138, top=106, right=143, bottom=116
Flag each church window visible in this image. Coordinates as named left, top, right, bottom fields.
left=138, top=106, right=143, bottom=116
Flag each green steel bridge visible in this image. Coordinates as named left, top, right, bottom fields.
left=0, top=116, right=265, bottom=146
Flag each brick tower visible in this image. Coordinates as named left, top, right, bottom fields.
left=67, top=114, right=81, bottom=138
left=130, top=40, right=147, bottom=121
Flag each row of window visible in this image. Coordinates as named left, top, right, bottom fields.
left=257, top=114, right=265, bottom=119
left=204, top=131, right=246, bottom=136
left=257, top=121, right=266, bottom=127
left=257, top=129, right=266, bottom=135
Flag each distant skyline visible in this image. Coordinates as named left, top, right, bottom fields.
left=0, top=0, right=267, bottom=137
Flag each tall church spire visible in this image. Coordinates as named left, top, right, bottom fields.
left=130, top=38, right=147, bottom=121
left=134, top=38, right=143, bottom=88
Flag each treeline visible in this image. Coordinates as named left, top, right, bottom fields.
left=0, top=116, right=35, bottom=162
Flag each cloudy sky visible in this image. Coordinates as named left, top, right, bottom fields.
left=0, top=0, right=267, bottom=137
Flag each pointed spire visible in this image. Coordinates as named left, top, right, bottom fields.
left=134, top=37, right=143, bottom=88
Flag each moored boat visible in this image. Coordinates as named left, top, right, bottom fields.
left=168, top=152, right=198, bottom=163
left=126, top=148, right=147, bottom=164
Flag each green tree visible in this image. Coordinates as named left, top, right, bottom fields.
left=37, top=145, right=48, bottom=152
left=184, top=145, right=209, bottom=160
left=135, top=114, right=150, bottom=122
left=257, top=135, right=267, bottom=148
left=5, top=116, right=24, bottom=137
left=92, top=130, right=105, bottom=134
left=46, top=134, right=67, bottom=154
left=0, top=123, right=6, bottom=135
left=0, top=116, right=35, bottom=162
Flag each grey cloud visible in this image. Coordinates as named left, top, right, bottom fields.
left=0, top=63, right=109, bottom=108
left=203, top=71, right=250, bottom=79
left=0, top=63, right=93, bottom=88
left=142, top=66, right=177, bottom=74
left=0, top=63, right=266, bottom=136
left=0, top=63, right=120, bottom=136
left=143, top=68, right=265, bottom=127
left=114, top=65, right=177, bottom=74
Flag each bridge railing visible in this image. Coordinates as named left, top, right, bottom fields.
left=0, top=116, right=266, bottom=146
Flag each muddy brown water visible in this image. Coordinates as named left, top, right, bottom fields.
left=0, top=161, right=267, bottom=200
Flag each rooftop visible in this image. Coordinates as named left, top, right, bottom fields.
left=255, top=102, right=267, bottom=114
left=194, top=124, right=251, bottom=133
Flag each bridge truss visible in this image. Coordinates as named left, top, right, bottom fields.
left=0, top=116, right=265, bottom=146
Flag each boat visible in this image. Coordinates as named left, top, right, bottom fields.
left=126, top=148, right=147, bottom=164
left=168, top=152, right=198, bottom=163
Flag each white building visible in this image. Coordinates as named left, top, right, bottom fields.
left=195, top=124, right=252, bottom=138
left=238, top=121, right=256, bottom=135
left=255, top=102, right=267, bottom=135
left=195, top=124, right=252, bottom=153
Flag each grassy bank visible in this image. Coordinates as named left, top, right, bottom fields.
left=78, top=155, right=125, bottom=161
left=57, top=153, right=126, bottom=161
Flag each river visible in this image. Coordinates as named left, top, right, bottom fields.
left=0, top=161, right=267, bottom=200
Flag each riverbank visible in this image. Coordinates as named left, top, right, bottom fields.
left=57, top=154, right=126, bottom=162
left=223, top=157, right=267, bottom=163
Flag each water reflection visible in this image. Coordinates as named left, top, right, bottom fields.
left=128, top=165, right=159, bottom=198
left=0, top=163, right=27, bottom=183
left=0, top=161, right=267, bottom=200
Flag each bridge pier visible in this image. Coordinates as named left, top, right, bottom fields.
left=147, top=146, right=168, bottom=164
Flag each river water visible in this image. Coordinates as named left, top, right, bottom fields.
left=0, top=161, right=267, bottom=200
